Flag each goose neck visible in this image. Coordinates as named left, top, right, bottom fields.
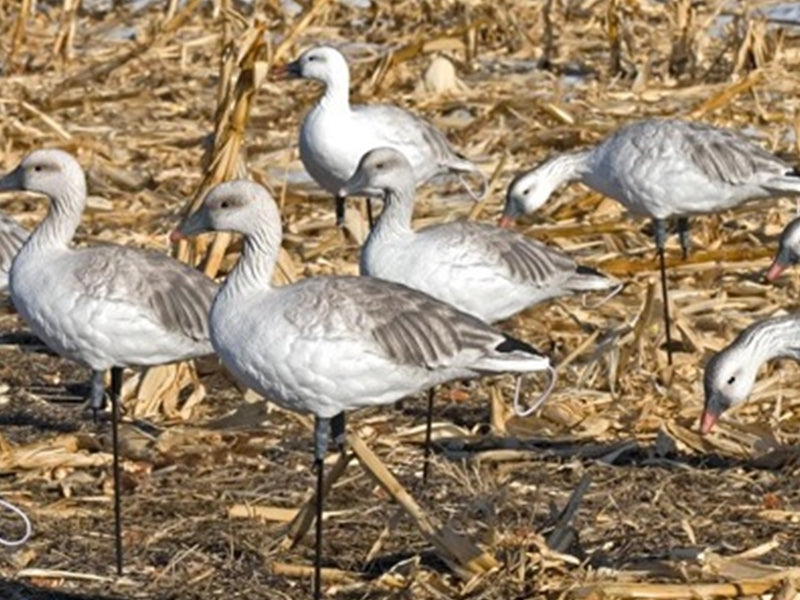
left=319, top=72, right=350, bottom=113
left=369, top=188, right=415, bottom=243
left=24, top=187, right=85, bottom=253
left=222, top=225, right=281, bottom=299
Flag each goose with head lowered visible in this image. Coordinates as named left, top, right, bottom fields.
left=502, top=118, right=800, bottom=365
left=0, top=149, right=217, bottom=575
left=701, top=313, right=800, bottom=433
left=174, top=179, right=553, bottom=600
left=274, top=45, right=486, bottom=227
left=766, top=215, right=800, bottom=282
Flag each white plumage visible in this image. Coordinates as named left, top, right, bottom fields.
left=278, top=46, right=485, bottom=220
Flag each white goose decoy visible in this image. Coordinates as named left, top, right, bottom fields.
left=342, top=148, right=621, bottom=322
left=275, top=45, right=486, bottom=226
left=701, top=313, right=800, bottom=433
left=0, top=212, right=28, bottom=293
left=340, top=148, right=617, bottom=480
left=174, top=180, right=552, bottom=600
left=766, top=215, right=800, bottom=281
left=502, top=118, right=800, bottom=365
left=0, top=149, right=217, bottom=575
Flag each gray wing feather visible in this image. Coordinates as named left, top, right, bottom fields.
left=288, top=276, right=511, bottom=369
left=424, top=221, right=577, bottom=286
left=683, top=121, right=787, bottom=185
left=620, top=120, right=791, bottom=186
left=356, top=104, right=474, bottom=172
left=73, top=246, right=217, bottom=341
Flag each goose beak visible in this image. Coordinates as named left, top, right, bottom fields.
left=271, top=60, right=301, bottom=80
left=498, top=215, right=514, bottom=228
left=0, top=166, right=22, bottom=191
left=699, top=408, right=719, bottom=434
left=766, top=260, right=787, bottom=282
left=175, top=209, right=212, bottom=239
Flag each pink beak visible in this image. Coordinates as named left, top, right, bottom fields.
left=765, top=260, right=787, bottom=283
left=699, top=410, right=718, bottom=435
left=498, top=215, right=514, bottom=228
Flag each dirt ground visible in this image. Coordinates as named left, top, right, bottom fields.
left=2, top=0, right=800, bottom=598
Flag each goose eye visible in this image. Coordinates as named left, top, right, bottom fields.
left=522, top=187, right=530, bottom=195
left=220, top=200, right=230, bottom=209
left=375, top=162, right=385, bottom=169
left=727, top=376, right=736, bottom=385
left=33, top=165, right=43, bottom=172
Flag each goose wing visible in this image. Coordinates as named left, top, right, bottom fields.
left=72, top=245, right=217, bottom=342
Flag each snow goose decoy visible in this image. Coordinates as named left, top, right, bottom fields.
left=0, top=212, right=28, bottom=293
left=174, top=180, right=553, bottom=600
left=502, top=118, right=800, bottom=365
left=0, top=149, right=217, bottom=575
left=766, top=215, right=800, bottom=281
left=274, top=45, right=486, bottom=227
left=340, top=147, right=617, bottom=478
left=701, top=313, right=800, bottom=433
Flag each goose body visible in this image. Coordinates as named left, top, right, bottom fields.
left=281, top=46, right=484, bottom=200
left=504, top=119, right=800, bottom=223
left=0, top=213, right=27, bottom=293
left=1, top=152, right=215, bottom=372
left=343, top=148, right=619, bottom=323
left=179, top=180, right=550, bottom=419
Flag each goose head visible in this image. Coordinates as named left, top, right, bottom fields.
left=766, top=216, right=800, bottom=282
left=339, top=147, right=414, bottom=200
left=276, top=46, right=349, bottom=86
left=701, top=343, right=758, bottom=434
left=0, top=149, right=86, bottom=206
left=500, top=166, right=552, bottom=228
left=175, top=180, right=280, bottom=239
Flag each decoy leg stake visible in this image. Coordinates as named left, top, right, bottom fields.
left=677, top=217, right=690, bottom=260
left=422, top=388, right=435, bottom=485
left=89, top=369, right=106, bottom=424
left=313, top=416, right=331, bottom=600
left=654, top=219, right=674, bottom=366
left=110, top=366, right=124, bottom=576
left=366, top=198, right=375, bottom=230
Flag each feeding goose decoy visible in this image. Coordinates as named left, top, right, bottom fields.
left=502, top=118, right=800, bottom=365
left=340, top=147, right=617, bottom=479
left=0, top=149, right=218, bottom=575
left=173, top=179, right=553, bottom=600
left=274, top=45, right=486, bottom=228
left=766, top=215, right=800, bottom=281
left=0, top=212, right=28, bottom=293
left=701, top=313, right=800, bottom=433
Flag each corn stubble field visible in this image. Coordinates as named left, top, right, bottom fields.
left=1, top=0, right=800, bottom=598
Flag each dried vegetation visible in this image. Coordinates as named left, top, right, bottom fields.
left=1, top=0, right=800, bottom=598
